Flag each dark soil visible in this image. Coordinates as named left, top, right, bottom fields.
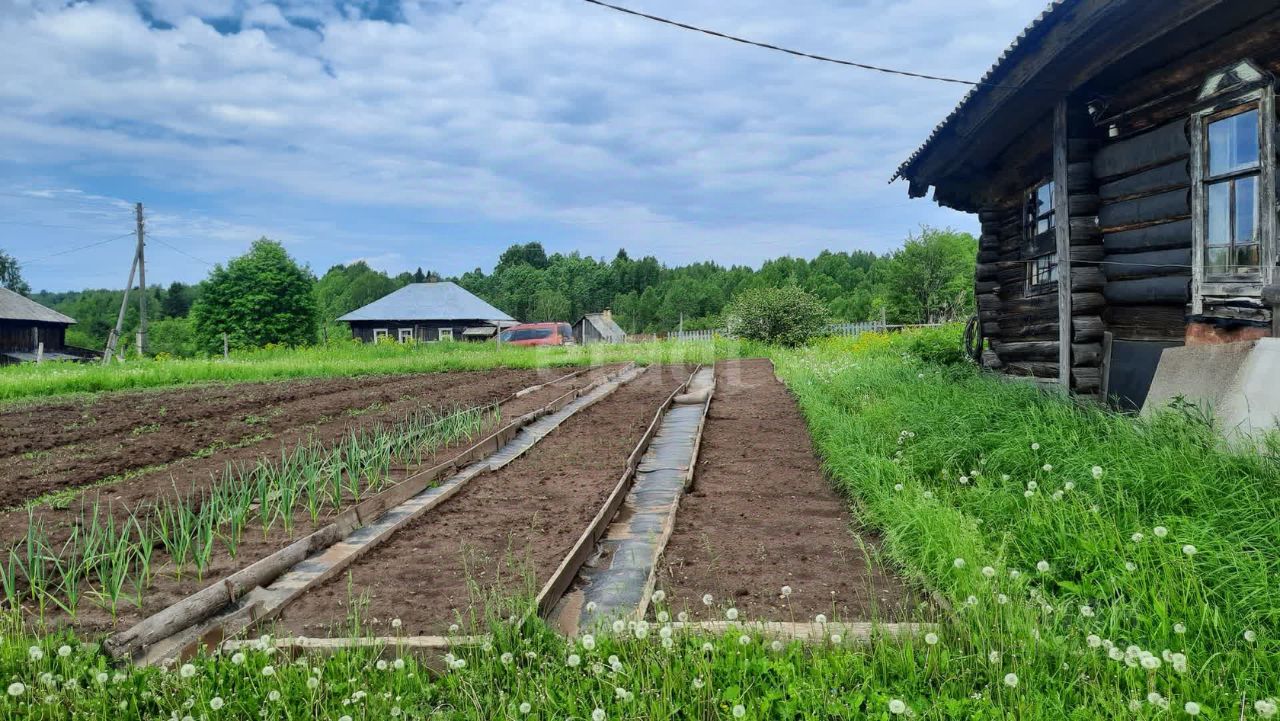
left=277, top=365, right=694, bottom=638
left=0, top=370, right=555, bottom=512
left=657, top=358, right=918, bottom=623
left=26, top=366, right=621, bottom=636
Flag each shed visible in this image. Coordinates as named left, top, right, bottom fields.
left=573, top=310, right=626, bottom=344
left=895, top=0, right=1280, bottom=409
left=0, top=286, right=83, bottom=364
left=338, top=282, right=516, bottom=343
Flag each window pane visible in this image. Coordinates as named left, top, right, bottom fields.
left=1206, top=181, right=1231, bottom=246
left=1235, top=243, right=1260, bottom=270
left=1235, top=175, right=1258, bottom=244
left=1208, top=109, right=1259, bottom=175
left=1037, top=182, right=1054, bottom=213
left=1206, top=246, right=1229, bottom=275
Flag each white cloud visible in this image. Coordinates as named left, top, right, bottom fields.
left=0, top=0, right=1046, bottom=289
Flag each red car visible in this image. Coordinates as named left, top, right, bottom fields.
left=499, top=322, right=575, bottom=346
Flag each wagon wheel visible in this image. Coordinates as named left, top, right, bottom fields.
left=963, top=314, right=983, bottom=363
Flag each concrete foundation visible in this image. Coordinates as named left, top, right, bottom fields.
left=1143, top=338, right=1280, bottom=443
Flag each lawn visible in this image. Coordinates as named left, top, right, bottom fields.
left=1, top=328, right=1277, bottom=719
left=0, top=339, right=746, bottom=404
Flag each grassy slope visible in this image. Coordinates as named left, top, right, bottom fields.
left=0, top=339, right=745, bottom=404
left=1, top=329, right=1277, bottom=719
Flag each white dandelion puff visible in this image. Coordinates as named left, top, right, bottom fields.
left=981, top=566, right=996, bottom=578
left=815, top=614, right=827, bottom=624
left=924, top=632, right=939, bottom=646
left=1036, top=560, right=1050, bottom=573
left=1003, top=673, right=1018, bottom=688
left=953, top=558, right=966, bottom=569
left=889, top=699, right=907, bottom=715
left=1182, top=544, right=1197, bottom=556
left=1153, top=526, right=1168, bottom=538
left=725, top=608, right=739, bottom=621
left=209, top=697, right=224, bottom=710
left=7, top=682, right=24, bottom=697
left=702, top=593, right=714, bottom=607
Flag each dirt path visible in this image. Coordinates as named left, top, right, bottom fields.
left=277, top=365, right=694, bottom=638
left=657, top=358, right=916, bottom=622
left=29, top=365, right=621, bottom=636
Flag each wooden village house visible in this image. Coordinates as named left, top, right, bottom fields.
left=338, top=282, right=516, bottom=343
left=0, top=286, right=86, bottom=364
left=896, top=0, right=1280, bottom=409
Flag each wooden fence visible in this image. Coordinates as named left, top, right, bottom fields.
left=667, top=321, right=920, bottom=342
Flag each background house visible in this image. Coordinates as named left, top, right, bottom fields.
left=0, top=286, right=87, bottom=363
left=573, top=311, right=626, bottom=344
left=896, top=0, right=1280, bottom=410
left=338, top=282, right=516, bottom=343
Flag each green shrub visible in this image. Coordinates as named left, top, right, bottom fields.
left=894, top=324, right=967, bottom=366
left=723, top=286, right=827, bottom=347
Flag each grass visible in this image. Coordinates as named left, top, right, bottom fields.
left=1, top=328, right=1278, bottom=719
left=0, top=339, right=747, bottom=404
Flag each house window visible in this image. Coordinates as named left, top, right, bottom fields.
left=398, top=328, right=414, bottom=343
left=372, top=328, right=389, bottom=342
left=437, top=327, right=454, bottom=341
left=1026, top=180, right=1055, bottom=238
left=1028, top=253, right=1058, bottom=287
left=1190, top=60, right=1276, bottom=314
left=1024, top=180, right=1057, bottom=290
left=1203, top=107, right=1261, bottom=278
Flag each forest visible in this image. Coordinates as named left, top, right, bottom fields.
left=4, top=226, right=975, bottom=357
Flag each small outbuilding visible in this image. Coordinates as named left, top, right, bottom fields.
left=0, top=286, right=84, bottom=364
left=573, top=310, right=626, bottom=344
left=338, top=282, right=516, bottom=343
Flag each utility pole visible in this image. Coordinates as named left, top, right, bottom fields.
left=135, top=203, right=147, bottom=356
left=102, top=203, right=146, bottom=363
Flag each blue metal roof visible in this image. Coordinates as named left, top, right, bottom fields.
left=337, top=282, right=514, bottom=323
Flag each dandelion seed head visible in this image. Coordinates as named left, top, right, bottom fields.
left=771, top=640, right=783, bottom=652
left=268, top=690, right=280, bottom=702
left=702, top=642, right=714, bottom=653
left=1064, top=481, right=1075, bottom=491
left=1245, top=629, right=1257, bottom=642
left=894, top=483, right=904, bottom=492
left=692, top=677, right=705, bottom=690
left=1132, top=533, right=1144, bottom=543
left=6, top=682, right=24, bottom=697
left=1184, top=702, right=1201, bottom=716
left=1254, top=699, right=1277, bottom=718
left=27, top=646, right=42, bottom=661
left=1086, top=634, right=1102, bottom=648
left=725, top=608, right=739, bottom=621
left=230, top=652, right=245, bottom=665
left=780, top=585, right=792, bottom=597
left=924, top=632, right=939, bottom=646
left=390, top=618, right=402, bottom=629
left=57, top=645, right=71, bottom=658
left=815, top=614, right=827, bottom=624
left=652, top=590, right=666, bottom=604
left=923, top=490, right=933, bottom=499
left=1031, top=443, right=1040, bottom=451
left=500, top=652, right=514, bottom=665
left=988, top=650, right=1001, bottom=664
left=1091, top=466, right=1103, bottom=479
left=1042, top=464, right=1053, bottom=472
left=1003, top=673, right=1018, bottom=688
left=592, top=709, right=607, bottom=721
left=981, top=566, right=995, bottom=578
left=178, top=664, right=196, bottom=679
left=953, top=558, right=966, bottom=569
left=585, top=601, right=597, bottom=613
left=1036, top=560, right=1050, bottom=573
left=519, top=702, right=532, bottom=714
left=261, top=665, right=275, bottom=677
left=1182, top=544, right=1197, bottom=556
left=209, top=697, right=224, bottom=710
left=889, top=699, right=907, bottom=715
left=732, top=705, right=746, bottom=718
left=830, top=634, right=842, bottom=644
left=1125, top=561, right=1137, bottom=572
left=738, top=634, right=751, bottom=646
left=702, top=593, right=714, bottom=607
left=1079, top=605, right=1094, bottom=618
left=1174, top=623, right=1186, bottom=634
left=1153, top=526, right=1168, bottom=538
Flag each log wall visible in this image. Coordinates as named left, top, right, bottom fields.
left=1093, top=119, right=1192, bottom=342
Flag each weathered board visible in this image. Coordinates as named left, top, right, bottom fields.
left=1093, top=120, right=1189, bottom=181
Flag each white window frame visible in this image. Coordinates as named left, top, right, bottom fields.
left=398, top=328, right=414, bottom=343
left=372, top=328, right=390, bottom=342
left=437, top=327, right=454, bottom=341
left=1190, top=63, right=1276, bottom=315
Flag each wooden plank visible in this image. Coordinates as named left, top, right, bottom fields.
left=1103, top=218, right=1192, bottom=252
left=1104, top=305, right=1187, bottom=340
left=1104, top=276, right=1190, bottom=305
left=1073, top=316, right=1105, bottom=342
left=1098, top=188, right=1190, bottom=230
left=1093, top=119, right=1189, bottom=180
left=534, top=367, right=700, bottom=619
left=1099, top=159, right=1189, bottom=201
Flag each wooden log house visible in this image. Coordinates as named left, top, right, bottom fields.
left=896, top=0, right=1280, bottom=408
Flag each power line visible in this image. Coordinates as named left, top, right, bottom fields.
left=147, top=235, right=217, bottom=266
left=20, top=231, right=136, bottom=265
left=579, top=0, right=995, bottom=87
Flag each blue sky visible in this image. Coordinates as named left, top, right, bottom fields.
left=0, top=0, right=1045, bottom=292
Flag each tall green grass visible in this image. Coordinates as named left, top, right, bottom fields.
left=0, top=339, right=748, bottom=404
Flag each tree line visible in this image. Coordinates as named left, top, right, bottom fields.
left=0, top=226, right=975, bottom=357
